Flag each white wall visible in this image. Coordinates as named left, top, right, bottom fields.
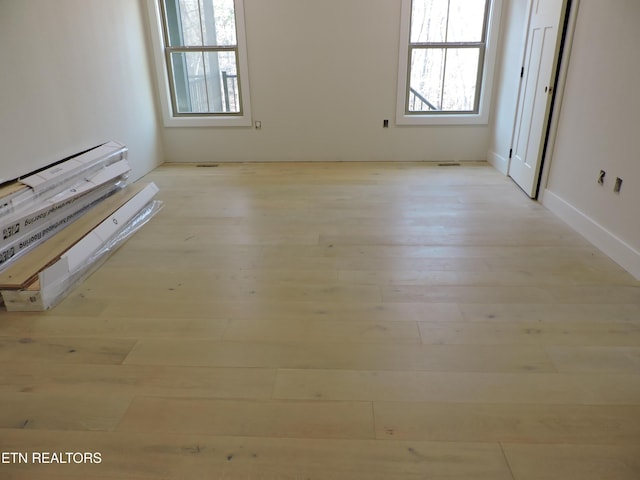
left=541, top=0, right=640, bottom=278
left=487, top=0, right=529, bottom=174
left=0, top=0, right=163, bottom=182
left=160, top=0, right=492, bottom=163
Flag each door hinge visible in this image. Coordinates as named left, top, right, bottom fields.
left=520, top=67, right=524, bottom=78
left=509, top=148, right=513, bottom=159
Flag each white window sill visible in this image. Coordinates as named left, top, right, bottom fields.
left=395, top=113, right=489, bottom=126
left=162, top=115, right=253, bottom=128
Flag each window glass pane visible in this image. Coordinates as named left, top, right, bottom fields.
left=170, top=51, right=240, bottom=114
left=409, top=47, right=479, bottom=112
left=201, top=0, right=237, bottom=46
left=410, top=0, right=487, bottom=44
left=441, top=48, right=480, bottom=111
left=166, top=0, right=200, bottom=46
left=165, top=0, right=236, bottom=47
left=213, top=50, right=240, bottom=112
left=410, top=0, right=449, bottom=43
left=409, top=48, right=445, bottom=111
left=446, top=0, right=487, bottom=42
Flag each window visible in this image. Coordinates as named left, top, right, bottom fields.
left=396, top=0, right=502, bottom=125
left=147, top=0, right=252, bottom=126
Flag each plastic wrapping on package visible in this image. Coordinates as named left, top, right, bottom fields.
left=0, top=141, right=128, bottom=219
left=0, top=180, right=127, bottom=271
left=0, top=198, right=163, bottom=312
left=36, top=199, right=164, bottom=310
left=90, top=200, right=164, bottom=268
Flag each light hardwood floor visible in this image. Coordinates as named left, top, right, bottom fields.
left=0, top=162, right=639, bottom=479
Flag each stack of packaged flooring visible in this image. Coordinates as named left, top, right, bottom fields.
left=0, top=141, right=161, bottom=311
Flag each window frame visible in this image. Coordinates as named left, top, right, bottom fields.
left=396, top=0, right=503, bottom=126
left=146, top=0, right=252, bottom=127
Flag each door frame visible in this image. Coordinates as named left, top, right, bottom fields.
left=507, top=0, right=579, bottom=199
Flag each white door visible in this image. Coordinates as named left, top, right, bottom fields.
left=509, top=0, right=567, bottom=198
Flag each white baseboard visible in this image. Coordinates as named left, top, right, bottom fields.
left=488, top=150, right=509, bottom=175
left=542, top=189, right=640, bottom=280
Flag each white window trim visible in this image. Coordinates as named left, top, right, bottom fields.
left=146, top=0, right=252, bottom=127
left=395, top=0, right=503, bottom=126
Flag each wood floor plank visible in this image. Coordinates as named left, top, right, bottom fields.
left=89, top=265, right=340, bottom=286
left=340, top=269, right=585, bottom=287
left=0, top=336, right=136, bottom=365
left=0, top=393, right=132, bottom=431
left=3, top=475, right=149, bottom=480
left=418, top=319, right=640, bottom=346
left=319, top=230, right=587, bottom=247
left=123, top=339, right=555, bottom=373
left=117, top=397, right=375, bottom=440
left=223, top=318, right=422, bottom=344
left=548, top=286, right=640, bottom=304
left=338, top=256, right=494, bottom=272
left=0, top=315, right=230, bottom=339
left=458, top=303, right=640, bottom=322
left=97, top=299, right=463, bottom=322
left=381, top=285, right=556, bottom=304
left=64, top=280, right=383, bottom=303
left=0, top=429, right=514, bottom=480
left=124, top=225, right=321, bottom=246
left=0, top=364, right=276, bottom=399
left=502, top=444, right=640, bottom=480
left=374, top=402, right=640, bottom=444
left=545, top=346, right=640, bottom=373
left=272, top=369, right=640, bottom=404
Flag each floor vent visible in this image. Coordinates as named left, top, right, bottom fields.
left=196, top=164, right=219, bottom=168
left=437, top=163, right=461, bottom=167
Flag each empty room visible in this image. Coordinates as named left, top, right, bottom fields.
left=0, top=0, right=639, bottom=479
